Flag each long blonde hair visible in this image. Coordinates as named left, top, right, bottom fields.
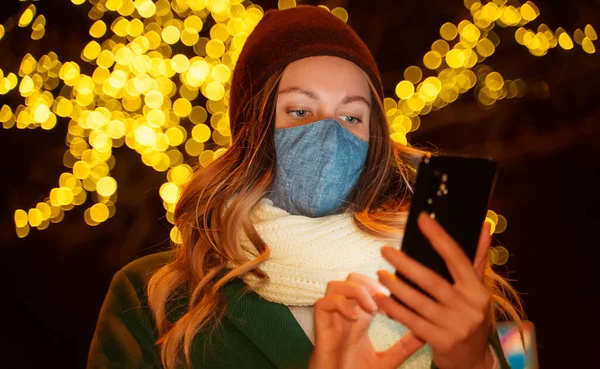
left=147, top=69, right=524, bottom=369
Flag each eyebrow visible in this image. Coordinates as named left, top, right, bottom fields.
left=278, top=87, right=371, bottom=108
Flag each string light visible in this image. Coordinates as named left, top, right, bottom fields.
left=1, top=0, right=595, bottom=251
left=388, top=0, right=597, bottom=142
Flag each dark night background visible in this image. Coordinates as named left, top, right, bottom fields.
left=0, top=0, right=598, bottom=367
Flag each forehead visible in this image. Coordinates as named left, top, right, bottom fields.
left=278, top=56, right=371, bottom=96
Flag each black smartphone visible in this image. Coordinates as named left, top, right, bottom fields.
left=395, top=154, right=497, bottom=298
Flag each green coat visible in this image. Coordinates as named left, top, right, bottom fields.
left=87, top=251, right=510, bottom=369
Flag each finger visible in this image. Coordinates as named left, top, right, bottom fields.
left=325, top=281, right=378, bottom=314
left=377, top=270, right=452, bottom=327
left=417, top=213, right=478, bottom=284
left=347, top=272, right=391, bottom=297
left=473, top=221, right=492, bottom=281
left=314, top=295, right=358, bottom=321
left=380, top=247, right=465, bottom=308
left=378, top=331, right=425, bottom=368
left=373, top=293, right=449, bottom=350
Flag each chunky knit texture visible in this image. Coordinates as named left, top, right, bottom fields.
left=233, top=198, right=434, bottom=368
left=229, top=5, right=384, bottom=131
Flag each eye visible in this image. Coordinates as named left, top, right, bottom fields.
left=340, top=115, right=362, bottom=124
left=288, top=110, right=310, bottom=119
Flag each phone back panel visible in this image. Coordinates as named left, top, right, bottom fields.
left=399, top=155, right=497, bottom=284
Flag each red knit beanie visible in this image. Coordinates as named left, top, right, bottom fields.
left=229, top=5, right=383, bottom=127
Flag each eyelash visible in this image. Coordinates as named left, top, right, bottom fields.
left=287, top=110, right=363, bottom=125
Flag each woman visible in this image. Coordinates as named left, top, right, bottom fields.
left=87, top=5, right=523, bottom=369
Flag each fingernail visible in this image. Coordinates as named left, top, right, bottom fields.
left=379, top=285, right=391, bottom=296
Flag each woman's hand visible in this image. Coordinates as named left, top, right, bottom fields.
left=374, top=213, right=495, bottom=369
left=309, top=273, right=425, bottom=369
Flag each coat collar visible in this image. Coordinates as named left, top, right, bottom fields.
left=222, top=278, right=314, bottom=369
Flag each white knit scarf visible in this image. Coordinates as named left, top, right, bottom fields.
left=235, top=198, right=433, bottom=368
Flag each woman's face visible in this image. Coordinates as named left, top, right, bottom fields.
left=275, top=56, right=372, bottom=142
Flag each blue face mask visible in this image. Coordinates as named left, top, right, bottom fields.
left=266, top=118, right=369, bottom=217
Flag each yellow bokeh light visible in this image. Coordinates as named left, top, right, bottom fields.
left=460, top=23, right=481, bottom=44
left=151, top=153, right=171, bottom=171
left=28, top=208, right=43, bottom=227
left=170, top=225, right=184, bottom=244
left=278, top=0, right=296, bottom=10
left=170, top=165, right=192, bottom=185
left=185, top=138, right=204, bottom=156
left=89, top=20, right=107, bottom=38
left=440, top=22, right=458, bottom=41
left=431, top=40, right=450, bottom=57
left=127, top=18, right=144, bottom=37
left=83, top=41, right=102, bottom=61
left=167, top=149, right=184, bottom=167
left=500, top=5, right=521, bottom=26
left=558, top=33, right=574, bottom=50
left=97, top=176, right=117, bottom=197
left=165, top=127, right=186, bottom=146
left=90, top=203, right=110, bottom=223
left=162, top=26, right=181, bottom=45
left=495, top=215, right=508, bottom=234
left=107, top=0, right=124, bottom=11
left=390, top=133, right=407, bottom=146
left=211, top=64, right=231, bottom=83
left=16, top=219, right=31, bottom=236
left=481, top=2, right=502, bottom=22
left=404, top=66, right=422, bottom=84
left=445, top=49, right=465, bottom=68
left=485, top=72, right=504, bottom=91
left=73, top=161, right=92, bottom=179
left=136, top=0, right=157, bottom=18
left=423, top=51, right=442, bottom=70
left=19, top=5, right=36, bottom=28
left=160, top=182, right=181, bottom=203
left=173, top=98, right=192, bottom=117
left=486, top=209, right=499, bottom=224
left=33, top=104, right=51, bottom=123
left=32, top=15, right=46, bottom=32
left=520, top=1, right=540, bottom=22
left=206, top=39, right=226, bottom=58
left=494, top=246, right=510, bottom=265
left=584, top=24, right=598, bottom=41
left=406, top=93, right=425, bottom=112
left=476, top=38, right=495, bottom=57
left=192, top=123, right=211, bottom=143
left=199, top=149, right=215, bottom=167
left=189, top=106, right=208, bottom=124
left=135, top=125, right=157, bottom=146
left=391, top=115, right=412, bottom=134
left=144, top=90, right=164, bottom=109
left=15, top=209, right=29, bottom=228
left=331, top=7, right=349, bottom=23
left=171, top=54, right=190, bottom=73
left=185, top=15, right=204, bottom=32
left=205, top=81, right=225, bottom=101
left=582, top=38, right=596, bottom=54
left=147, top=109, right=166, bottom=128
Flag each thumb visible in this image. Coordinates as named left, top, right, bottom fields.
left=378, top=331, right=425, bottom=368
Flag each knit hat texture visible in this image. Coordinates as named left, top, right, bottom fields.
left=229, top=5, right=383, bottom=127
